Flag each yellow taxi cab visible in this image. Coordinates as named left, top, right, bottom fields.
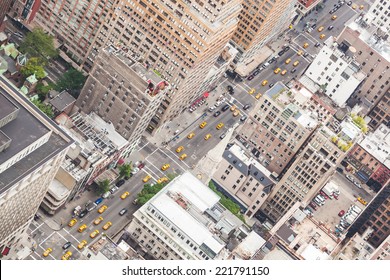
left=61, top=251, right=72, bottom=260
left=78, top=224, right=87, bottom=233
left=187, top=132, right=195, bottom=139
left=42, top=248, right=52, bottom=257
left=320, top=34, right=326, bottom=39
left=68, top=218, right=77, bottom=227
left=274, top=68, right=281, bottom=74
left=255, top=93, right=262, bottom=99
left=317, top=26, right=324, bottom=32
left=357, top=197, right=368, bottom=206
left=142, top=174, right=151, bottom=183
left=248, top=88, right=255, bottom=95
left=359, top=5, right=364, bottom=10
left=204, top=134, right=212, bottom=140
left=352, top=4, right=357, bottom=9
left=297, top=50, right=304, bottom=56
left=93, top=216, right=104, bottom=225
left=281, top=69, right=287, bottom=76
left=331, top=15, right=337, bottom=20
left=199, top=121, right=207, bottom=129
left=293, top=61, right=300, bottom=67
left=176, top=146, right=184, bottom=153
left=98, top=205, right=108, bottom=214
left=157, top=177, right=169, bottom=184
left=303, top=43, right=309, bottom=48
left=161, top=164, right=170, bottom=171
left=102, top=221, right=112, bottom=230
left=120, top=191, right=130, bottom=200
left=233, top=109, right=240, bottom=117
left=285, top=58, right=291, bottom=64
left=90, top=230, right=100, bottom=239
left=77, top=240, right=87, bottom=250
left=230, top=105, right=236, bottom=111
left=216, top=123, right=224, bottom=130
left=261, top=80, right=268, bottom=86
left=179, top=154, right=187, bottom=160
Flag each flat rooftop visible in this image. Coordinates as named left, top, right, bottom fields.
left=0, top=94, right=18, bottom=122
left=0, top=76, right=72, bottom=194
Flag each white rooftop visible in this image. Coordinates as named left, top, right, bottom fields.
left=230, top=144, right=272, bottom=176
left=234, top=231, right=266, bottom=258
left=148, top=172, right=225, bottom=254
left=359, top=124, right=390, bottom=168
left=301, top=244, right=330, bottom=260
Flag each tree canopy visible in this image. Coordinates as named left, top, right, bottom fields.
left=55, top=68, right=86, bottom=98
left=96, top=179, right=110, bottom=195
left=31, top=99, right=54, bottom=118
left=19, top=28, right=58, bottom=61
left=20, top=57, right=46, bottom=79
left=118, top=163, right=132, bottom=178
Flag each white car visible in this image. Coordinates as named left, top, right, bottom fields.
left=102, top=191, right=110, bottom=199
left=215, top=101, right=221, bottom=107
left=345, top=174, right=354, bottom=182
left=208, top=106, right=216, bottom=112
left=353, top=181, right=362, bottom=189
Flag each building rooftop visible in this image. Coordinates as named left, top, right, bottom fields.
left=48, top=90, right=76, bottom=112
left=346, top=16, right=390, bottom=62
left=0, top=75, right=72, bottom=195
left=359, top=124, right=390, bottom=168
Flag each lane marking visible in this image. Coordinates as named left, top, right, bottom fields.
left=38, top=231, right=56, bottom=246
left=159, top=149, right=188, bottom=171
left=165, top=149, right=191, bottom=169
left=138, top=141, right=149, bottom=151
left=30, top=222, right=44, bottom=234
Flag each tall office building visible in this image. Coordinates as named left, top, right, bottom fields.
left=0, top=76, right=72, bottom=259
left=260, top=124, right=348, bottom=223
left=13, top=1, right=242, bottom=132
left=231, top=0, right=296, bottom=66
left=75, top=45, right=169, bottom=153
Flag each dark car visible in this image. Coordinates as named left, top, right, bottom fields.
left=303, top=52, right=309, bottom=58
left=253, top=69, right=260, bottom=76
left=227, top=85, right=234, bottom=92
left=315, top=42, right=321, bottom=48
left=311, top=23, right=317, bottom=29
left=338, top=210, right=345, bottom=217
left=284, top=46, right=290, bottom=51
left=291, top=68, right=297, bottom=73
left=119, top=208, right=128, bottom=216
left=79, top=209, right=88, bottom=218
left=328, top=25, right=334, bottom=30
left=278, top=50, right=285, bottom=56
left=336, top=167, right=343, bottom=173
left=62, top=241, right=71, bottom=250
left=138, top=162, right=145, bottom=169
left=219, top=133, right=227, bottom=139
left=269, top=83, right=275, bottom=88
left=309, top=202, right=318, bottom=210
left=213, top=111, right=221, bottom=117
left=116, top=179, right=125, bottom=187
left=221, top=105, right=230, bottom=112
left=243, top=104, right=251, bottom=110
left=247, top=75, right=254, bottom=81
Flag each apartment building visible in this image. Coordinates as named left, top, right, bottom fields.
left=304, top=37, right=366, bottom=107
left=126, top=172, right=265, bottom=260
left=237, top=82, right=318, bottom=176
left=347, top=184, right=390, bottom=248
left=75, top=45, right=168, bottom=152
left=368, top=90, right=389, bottom=130
left=0, top=76, right=72, bottom=259
left=337, top=17, right=390, bottom=110
left=260, top=123, right=351, bottom=223
left=364, top=0, right=390, bottom=33
left=212, top=144, right=275, bottom=219
left=346, top=124, right=390, bottom=190
left=231, top=0, right=297, bottom=67
left=295, top=0, right=323, bottom=20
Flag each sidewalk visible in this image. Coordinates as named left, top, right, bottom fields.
left=145, top=83, right=229, bottom=146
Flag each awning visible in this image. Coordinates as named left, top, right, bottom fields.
left=2, top=246, right=10, bottom=256
left=203, top=92, right=209, bottom=98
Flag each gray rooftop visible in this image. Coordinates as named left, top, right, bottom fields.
left=48, top=90, right=76, bottom=112
left=0, top=76, right=72, bottom=194
left=0, top=93, right=18, bottom=125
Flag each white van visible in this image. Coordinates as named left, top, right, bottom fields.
left=316, top=195, right=325, bottom=203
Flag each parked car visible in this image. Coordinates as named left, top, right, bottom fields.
left=345, top=174, right=354, bottom=182
left=110, top=186, right=119, bottom=194
left=240, top=116, right=247, bottom=122
left=243, top=104, right=250, bottom=110
left=336, top=167, right=343, bottom=173
left=102, top=191, right=111, bottom=199
left=220, top=133, right=226, bottom=140
left=354, top=181, right=362, bottom=189
left=309, top=202, right=318, bottom=210
left=116, top=179, right=125, bottom=187
left=213, top=111, right=221, bottom=117
left=221, top=104, right=230, bottom=112
left=94, top=198, right=104, bottom=205
left=119, top=208, right=128, bottom=216
left=62, top=241, right=72, bottom=250
left=338, top=210, right=345, bottom=217
left=79, top=209, right=88, bottom=218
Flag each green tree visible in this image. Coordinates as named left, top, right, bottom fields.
left=96, top=179, right=110, bottom=195
left=31, top=99, right=54, bottom=118
left=35, top=81, right=54, bottom=96
left=19, top=28, right=58, bottom=61
left=118, top=163, right=132, bottom=178
left=20, top=57, right=46, bottom=79
left=55, top=68, right=86, bottom=98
